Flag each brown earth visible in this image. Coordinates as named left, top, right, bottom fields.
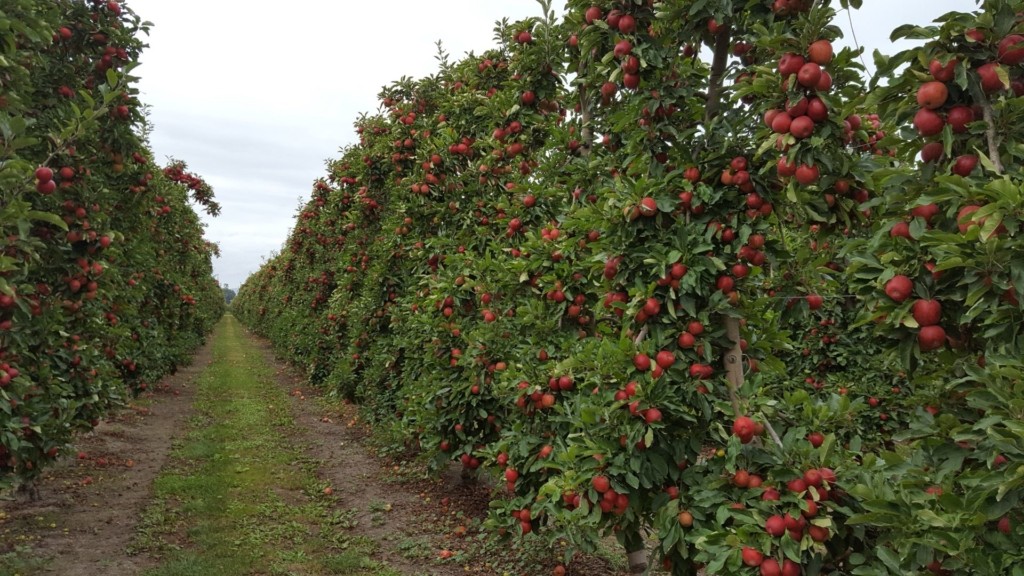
left=0, top=340, right=212, bottom=576
left=1, top=326, right=629, bottom=576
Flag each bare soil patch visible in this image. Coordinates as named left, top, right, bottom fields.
left=251, top=336, right=629, bottom=576
left=0, top=339, right=213, bottom=576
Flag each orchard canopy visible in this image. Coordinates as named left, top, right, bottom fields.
left=234, top=0, right=1023, bottom=573
left=1, top=0, right=223, bottom=495
left=3, top=0, right=1021, bottom=575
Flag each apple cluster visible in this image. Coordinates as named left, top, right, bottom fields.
left=766, top=39, right=835, bottom=186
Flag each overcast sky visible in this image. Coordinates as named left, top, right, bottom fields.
left=126, top=0, right=971, bottom=290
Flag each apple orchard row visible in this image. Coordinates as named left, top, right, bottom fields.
left=234, top=1, right=1022, bottom=575
left=1, top=1, right=223, bottom=493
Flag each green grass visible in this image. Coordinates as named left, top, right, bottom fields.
left=134, top=315, right=398, bottom=576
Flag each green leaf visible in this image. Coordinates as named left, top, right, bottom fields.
left=26, top=210, right=69, bottom=230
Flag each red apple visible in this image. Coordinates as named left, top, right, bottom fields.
left=952, top=154, right=978, bottom=177
left=797, top=62, right=822, bottom=88
left=912, top=299, right=942, bottom=326
left=929, top=58, right=956, bottom=82
left=916, top=81, right=949, bottom=109
left=741, top=547, right=764, bottom=567
left=808, top=39, right=833, bottom=64
left=946, top=105, right=974, bottom=133
left=884, top=274, right=914, bottom=303
left=790, top=115, right=815, bottom=139
left=778, top=53, right=805, bottom=76
left=914, top=108, right=945, bottom=136
left=918, top=325, right=946, bottom=351
left=920, top=141, right=944, bottom=163
left=618, top=14, right=636, bottom=34
left=807, top=432, right=825, bottom=447
left=977, top=62, right=1005, bottom=94
left=733, top=416, right=757, bottom=443
left=998, top=34, right=1024, bottom=65
left=795, top=164, right=819, bottom=185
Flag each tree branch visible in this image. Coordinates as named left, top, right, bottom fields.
left=980, top=95, right=1003, bottom=175
left=703, top=23, right=733, bottom=127
left=722, top=316, right=743, bottom=418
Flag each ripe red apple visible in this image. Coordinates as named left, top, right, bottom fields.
left=790, top=115, right=814, bottom=139
left=600, top=81, right=617, bottom=100
left=618, top=14, right=636, bottom=34
left=807, top=431, right=824, bottom=447
left=815, top=70, right=833, bottom=92
left=584, top=5, right=602, bottom=24
left=998, top=34, right=1024, bottom=65
left=605, top=9, right=622, bottom=29
left=643, top=407, right=663, bottom=424
left=35, top=167, right=53, bottom=181
left=765, top=514, right=786, bottom=536
left=797, top=62, right=822, bottom=88
left=785, top=96, right=809, bottom=117
left=741, top=547, right=764, bottom=567
left=655, top=350, right=675, bottom=370
left=916, top=81, right=949, bottom=109
left=914, top=108, right=945, bottom=136
left=717, top=275, right=735, bottom=292
left=795, top=164, right=819, bottom=185
left=760, top=558, right=782, bottom=576
left=952, top=154, right=978, bottom=177
left=918, top=325, right=946, bottom=351
left=614, top=39, right=633, bottom=58
left=929, top=58, right=956, bottom=82
left=806, top=294, right=823, bottom=310
left=633, top=353, right=651, bottom=372
left=920, top=141, right=944, bottom=163
left=890, top=221, right=911, bottom=238
left=997, top=516, right=1012, bottom=534
left=884, top=274, right=914, bottom=303
left=778, top=53, right=805, bottom=76
left=806, top=97, right=828, bottom=122
left=807, top=39, right=833, bottom=64
left=782, top=559, right=801, bottom=576
left=733, top=416, right=757, bottom=444
left=977, top=62, right=1005, bottom=93
left=771, top=112, right=792, bottom=134
left=910, top=203, right=940, bottom=223
left=946, top=105, right=974, bottom=133
left=777, top=156, right=797, bottom=177
left=639, top=197, right=657, bottom=217
left=622, top=55, right=640, bottom=74
left=957, top=204, right=982, bottom=233
left=912, top=299, right=942, bottom=326
left=808, top=524, right=829, bottom=542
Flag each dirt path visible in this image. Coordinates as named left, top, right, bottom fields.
left=1, top=316, right=627, bottom=576
left=0, top=333, right=211, bottom=575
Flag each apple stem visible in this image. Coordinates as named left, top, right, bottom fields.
left=723, top=316, right=743, bottom=418
left=980, top=97, right=1003, bottom=174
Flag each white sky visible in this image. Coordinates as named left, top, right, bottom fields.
left=125, top=0, right=971, bottom=289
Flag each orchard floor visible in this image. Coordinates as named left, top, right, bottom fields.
left=0, top=316, right=631, bottom=576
